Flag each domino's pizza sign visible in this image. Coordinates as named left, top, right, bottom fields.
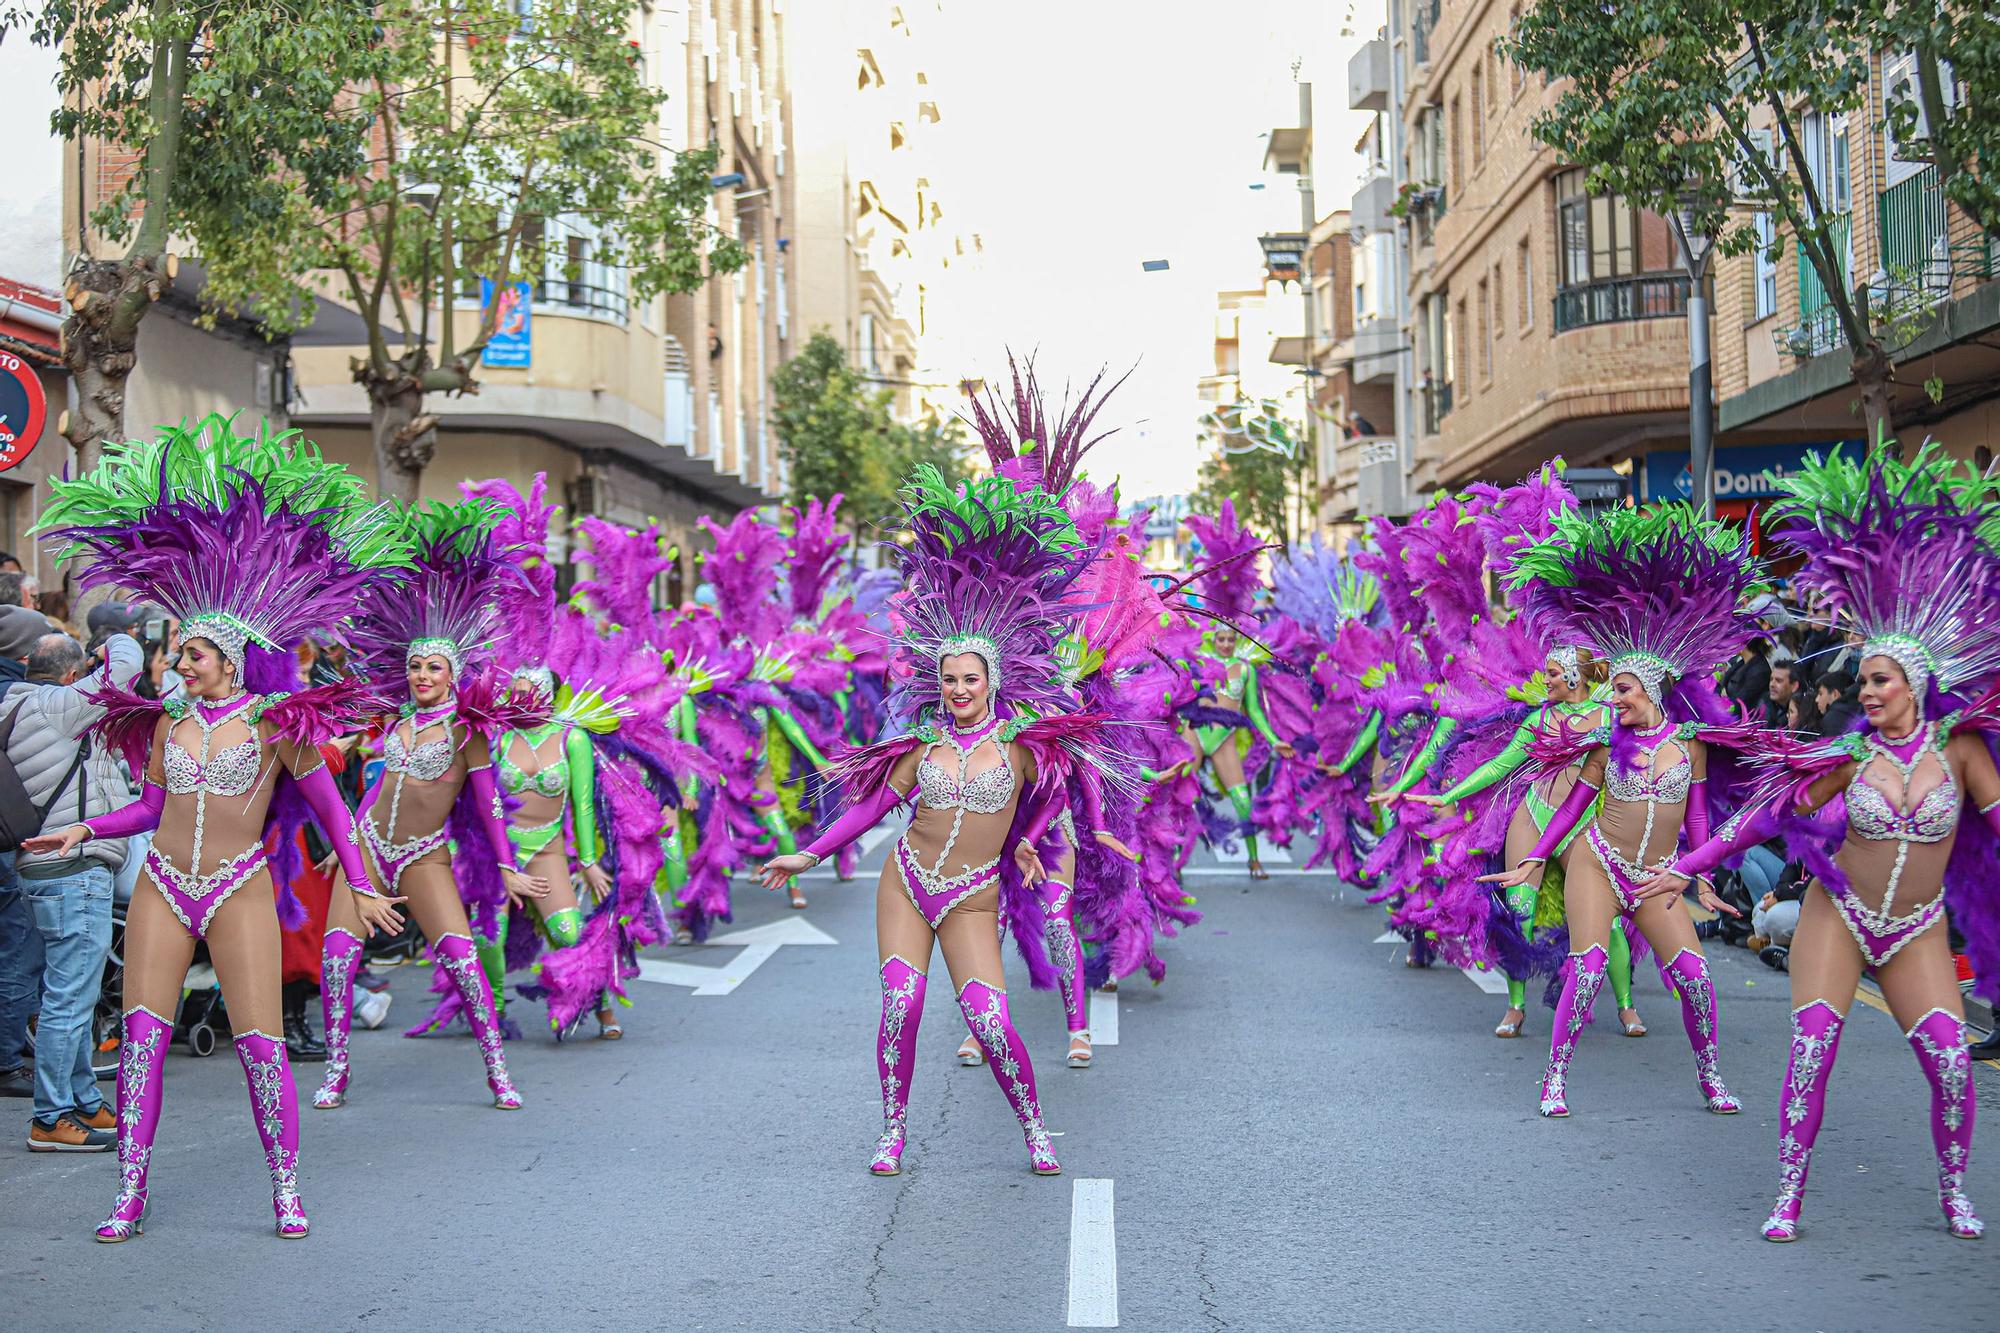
left=0, top=351, right=48, bottom=473
left=1643, top=440, right=1861, bottom=503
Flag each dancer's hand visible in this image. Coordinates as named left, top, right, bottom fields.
left=758, top=854, right=813, bottom=890
left=1366, top=790, right=1398, bottom=807
left=1273, top=741, right=1297, bottom=759
left=353, top=889, right=405, bottom=937
left=21, top=824, right=89, bottom=855
left=1094, top=830, right=1141, bottom=862
left=502, top=866, right=551, bottom=907
left=1634, top=868, right=1691, bottom=901
left=1402, top=793, right=1445, bottom=808
left=1014, top=839, right=1047, bottom=886
left=681, top=788, right=700, bottom=811
left=1696, top=882, right=1740, bottom=918
left=1477, top=861, right=1541, bottom=890
left=580, top=863, right=612, bottom=898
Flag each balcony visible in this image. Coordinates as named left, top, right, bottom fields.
left=1356, top=436, right=1408, bottom=518
left=1879, top=167, right=1952, bottom=304
left=1551, top=273, right=1690, bottom=333
left=1348, top=37, right=1389, bottom=113
left=1351, top=316, right=1399, bottom=385
left=1351, top=171, right=1393, bottom=239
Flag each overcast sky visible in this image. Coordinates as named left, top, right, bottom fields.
left=922, top=1, right=1370, bottom=500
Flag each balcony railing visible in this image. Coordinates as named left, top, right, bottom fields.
left=1879, top=167, right=1949, bottom=296
left=1551, top=273, right=1690, bottom=333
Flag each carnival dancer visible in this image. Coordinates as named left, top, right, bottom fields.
left=1480, top=504, right=1759, bottom=1118
left=759, top=467, right=1133, bottom=1176
left=30, top=415, right=398, bottom=1241
left=1640, top=446, right=2000, bottom=1241
left=314, top=501, right=551, bottom=1112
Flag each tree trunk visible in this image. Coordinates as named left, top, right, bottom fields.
left=60, top=257, right=167, bottom=473
left=358, top=355, right=439, bottom=503
left=1851, top=342, right=1897, bottom=456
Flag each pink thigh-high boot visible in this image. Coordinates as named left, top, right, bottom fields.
left=312, top=927, right=364, bottom=1110
left=235, top=1030, right=309, bottom=1238
left=95, top=1006, right=171, bottom=1242
left=434, top=933, right=523, bottom=1109
left=1659, top=948, right=1741, bottom=1113
left=870, top=956, right=927, bottom=1176
left=1037, top=879, right=1089, bottom=1050
left=1908, top=1007, right=1983, bottom=1239
left=1763, top=1000, right=1844, bottom=1241
left=956, top=978, right=1061, bottom=1174
left=1540, top=944, right=1608, bottom=1118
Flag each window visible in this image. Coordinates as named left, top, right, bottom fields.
left=1489, top=42, right=1502, bottom=115
left=1471, top=66, right=1485, bottom=163
left=1753, top=212, right=1777, bottom=320
left=1556, top=169, right=1640, bottom=286
left=1880, top=51, right=1957, bottom=186
left=1454, top=296, right=1469, bottom=397
left=1492, top=261, right=1505, bottom=339
left=1477, top=277, right=1492, bottom=380
left=1449, top=96, right=1463, bottom=193
left=1354, top=281, right=1366, bottom=320
left=1801, top=111, right=1852, bottom=207
left=1517, top=236, right=1532, bottom=328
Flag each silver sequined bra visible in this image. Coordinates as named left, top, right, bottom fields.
left=1606, top=755, right=1691, bottom=804
left=384, top=730, right=455, bottom=783
left=162, top=737, right=263, bottom=798
left=915, top=757, right=1015, bottom=814
left=1848, top=778, right=1960, bottom=843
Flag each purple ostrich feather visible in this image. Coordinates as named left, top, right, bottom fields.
left=966, top=353, right=1131, bottom=499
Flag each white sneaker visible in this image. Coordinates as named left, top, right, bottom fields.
left=352, top=990, right=392, bottom=1030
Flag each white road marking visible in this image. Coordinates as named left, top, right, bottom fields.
left=1067, top=1178, right=1119, bottom=1327
left=1210, top=841, right=1294, bottom=865
left=1089, top=991, right=1119, bottom=1046
left=859, top=818, right=898, bottom=856
left=1372, top=931, right=1401, bottom=944
left=1180, top=867, right=1320, bottom=878
left=634, top=918, right=836, bottom=996
left=1460, top=966, right=1510, bottom=995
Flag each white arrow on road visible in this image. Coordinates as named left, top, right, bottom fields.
left=633, top=917, right=837, bottom=996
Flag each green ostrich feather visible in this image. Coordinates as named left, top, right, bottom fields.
left=1766, top=442, right=2000, bottom=552
left=1503, top=503, right=1750, bottom=591
left=901, top=464, right=1081, bottom=552
left=394, top=497, right=509, bottom=556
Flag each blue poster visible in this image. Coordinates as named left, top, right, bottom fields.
left=1642, top=440, right=1861, bottom=503
left=480, top=279, right=532, bottom=368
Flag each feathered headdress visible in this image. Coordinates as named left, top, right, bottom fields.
left=885, top=465, right=1090, bottom=721
left=460, top=473, right=561, bottom=676
left=698, top=508, right=787, bottom=646
left=1767, top=445, right=2000, bottom=710
left=1467, top=462, right=1575, bottom=578
left=1182, top=500, right=1265, bottom=630
left=346, top=499, right=523, bottom=702
left=572, top=516, right=676, bottom=634
left=1505, top=504, right=1764, bottom=712
left=783, top=495, right=849, bottom=623
left=1270, top=533, right=1381, bottom=642
left=966, top=354, right=1130, bottom=500
left=36, top=414, right=409, bottom=678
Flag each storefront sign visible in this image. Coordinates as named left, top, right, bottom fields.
left=1642, top=440, right=1861, bottom=503
left=479, top=279, right=533, bottom=368
left=0, top=351, right=48, bottom=472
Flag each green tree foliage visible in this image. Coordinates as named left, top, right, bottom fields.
left=771, top=333, right=969, bottom=534
left=1502, top=0, right=1973, bottom=445
left=1856, top=4, right=2000, bottom=234
left=8, top=0, right=369, bottom=467
left=1190, top=406, right=1312, bottom=546
left=297, top=0, right=745, bottom=499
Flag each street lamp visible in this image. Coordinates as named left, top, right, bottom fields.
left=1668, top=178, right=1721, bottom=520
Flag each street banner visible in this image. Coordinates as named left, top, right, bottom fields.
left=480, top=279, right=533, bottom=368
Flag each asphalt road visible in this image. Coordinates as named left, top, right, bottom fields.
left=2, top=833, right=1989, bottom=1332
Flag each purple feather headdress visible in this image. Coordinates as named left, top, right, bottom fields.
left=884, top=467, right=1092, bottom=723
left=36, top=414, right=410, bottom=676
left=1767, top=447, right=2000, bottom=712
left=784, top=495, right=849, bottom=623
left=1182, top=500, right=1264, bottom=630
left=460, top=473, right=560, bottom=674
left=1270, top=532, right=1383, bottom=642
left=572, top=516, right=676, bottom=634
left=966, top=354, right=1130, bottom=499
left=1466, top=463, right=1575, bottom=588
left=698, top=508, right=787, bottom=646
left=345, top=500, right=525, bottom=705
left=1505, top=504, right=1764, bottom=714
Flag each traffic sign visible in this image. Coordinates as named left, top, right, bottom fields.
left=0, top=351, right=48, bottom=472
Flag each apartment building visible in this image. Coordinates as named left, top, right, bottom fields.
left=1711, top=56, right=1999, bottom=494
left=1396, top=0, right=1693, bottom=499
left=1344, top=31, right=1413, bottom=520
left=288, top=0, right=797, bottom=600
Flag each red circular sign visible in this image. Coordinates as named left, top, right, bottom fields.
left=0, top=351, right=48, bottom=473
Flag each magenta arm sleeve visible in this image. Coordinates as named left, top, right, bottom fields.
left=465, top=765, right=522, bottom=872
left=83, top=782, right=166, bottom=841
left=1076, top=772, right=1108, bottom=838
left=1681, top=775, right=1713, bottom=874
left=1518, top=780, right=1600, bottom=865
left=1674, top=800, right=1782, bottom=882
left=1015, top=789, right=1061, bottom=854
left=804, top=782, right=911, bottom=861
left=296, top=765, right=376, bottom=896
left=1982, top=796, right=2000, bottom=839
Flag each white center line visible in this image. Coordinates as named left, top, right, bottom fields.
left=1372, top=930, right=1402, bottom=944
left=1211, top=842, right=1294, bottom=864
left=1089, top=991, right=1119, bottom=1046
left=1067, top=1178, right=1119, bottom=1327
left=1459, top=966, right=1509, bottom=995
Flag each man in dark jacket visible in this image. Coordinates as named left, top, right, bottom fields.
left=1721, top=641, right=1772, bottom=720
left=1817, top=670, right=1861, bottom=736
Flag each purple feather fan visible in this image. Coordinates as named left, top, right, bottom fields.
left=784, top=495, right=849, bottom=622
left=572, top=516, right=677, bottom=631
left=699, top=508, right=788, bottom=646
left=1181, top=500, right=1265, bottom=630
left=460, top=473, right=561, bottom=672
left=966, top=353, right=1130, bottom=499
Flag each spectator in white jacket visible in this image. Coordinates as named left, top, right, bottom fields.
left=13, top=631, right=141, bottom=1151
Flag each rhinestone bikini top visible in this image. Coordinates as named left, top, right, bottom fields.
left=162, top=737, right=262, bottom=797
left=1606, top=753, right=1691, bottom=805
left=384, top=728, right=456, bottom=783
left=1848, top=776, right=1960, bottom=844
left=916, top=756, right=1015, bottom=814
left=498, top=730, right=568, bottom=798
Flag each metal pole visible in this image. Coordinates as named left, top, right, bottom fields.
left=1297, top=79, right=1317, bottom=536
left=1671, top=209, right=1716, bottom=520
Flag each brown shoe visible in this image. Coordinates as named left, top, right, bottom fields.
left=76, top=1102, right=116, bottom=1133
left=28, top=1112, right=115, bottom=1153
